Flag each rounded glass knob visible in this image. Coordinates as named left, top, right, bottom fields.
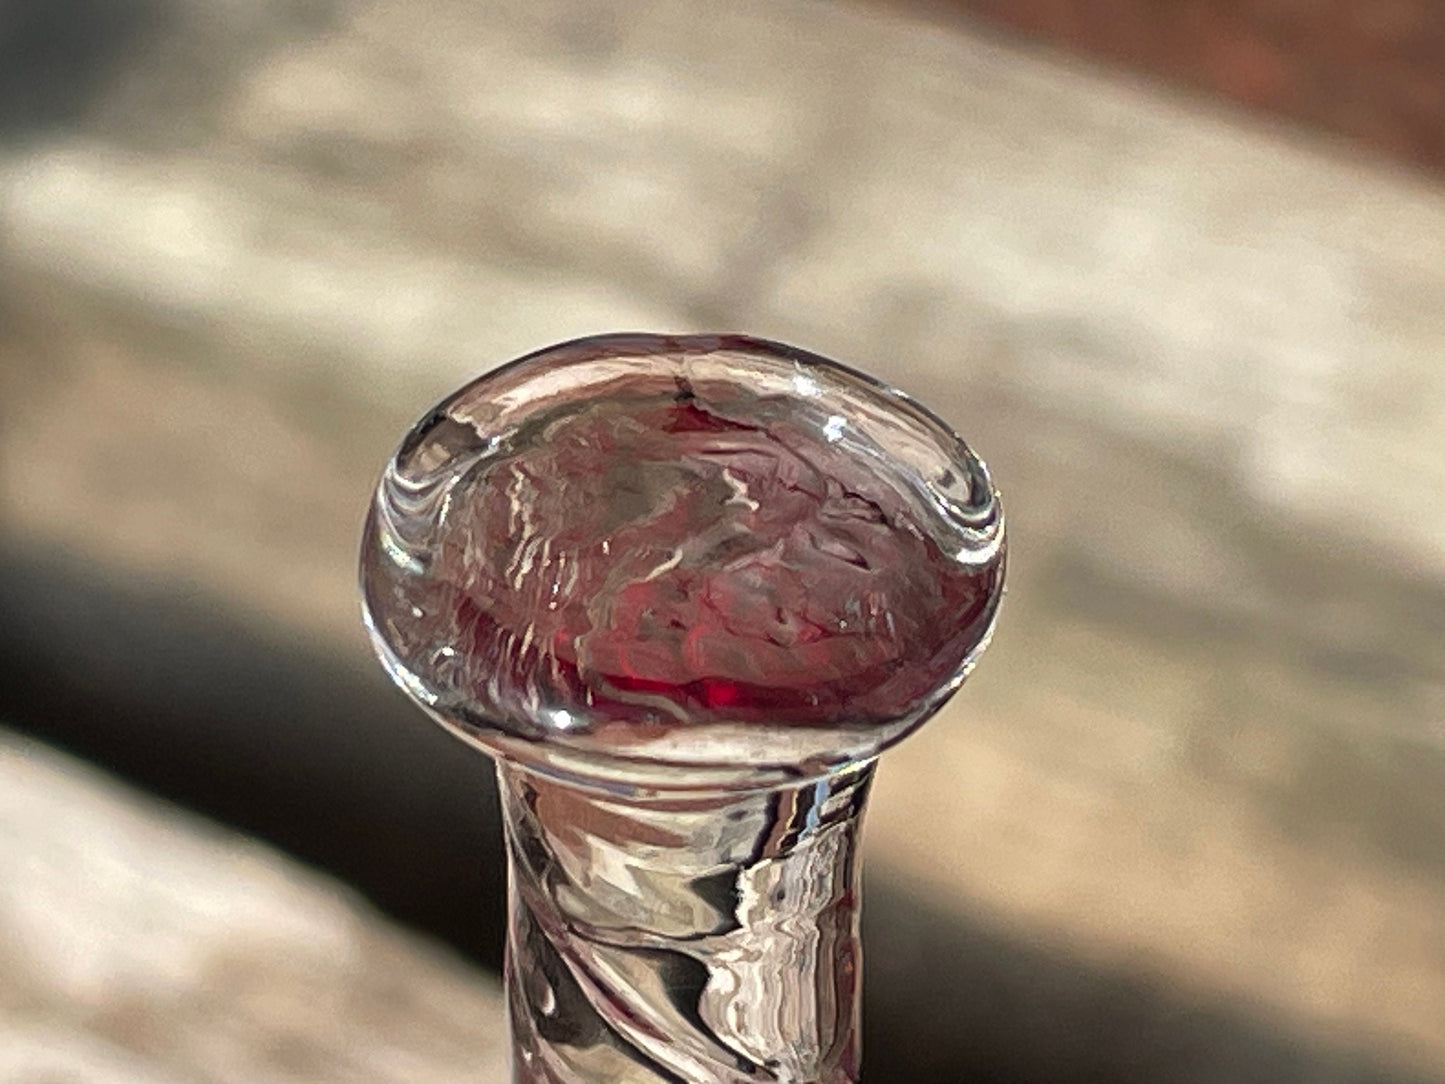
left=361, top=333, right=1004, bottom=795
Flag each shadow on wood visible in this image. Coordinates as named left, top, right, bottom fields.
left=0, top=546, right=1433, bottom=1084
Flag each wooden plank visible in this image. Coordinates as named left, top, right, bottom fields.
left=0, top=0, right=1442, bottom=1077
left=0, top=729, right=509, bottom=1083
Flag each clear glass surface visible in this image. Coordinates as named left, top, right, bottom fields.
left=360, top=333, right=1005, bottom=1081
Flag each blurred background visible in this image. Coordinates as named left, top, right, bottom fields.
left=2, top=0, right=1444, bottom=1080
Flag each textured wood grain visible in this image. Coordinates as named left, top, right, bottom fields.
left=0, top=0, right=1442, bottom=1079
left=0, top=730, right=508, bottom=1083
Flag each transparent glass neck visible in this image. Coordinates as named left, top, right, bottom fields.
left=358, top=334, right=1005, bottom=1082
left=499, top=762, right=872, bottom=1083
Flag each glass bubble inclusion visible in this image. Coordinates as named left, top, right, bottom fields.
left=360, top=334, right=1004, bottom=788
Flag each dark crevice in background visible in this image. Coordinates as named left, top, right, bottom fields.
left=0, top=542, right=508, bottom=972
left=0, top=0, right=341, bottom=150
left=0, top=0, right=171, bottom=139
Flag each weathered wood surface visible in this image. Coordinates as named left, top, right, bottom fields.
left=0, top=729, right=508, bottom=1083
left=0, top=0, right=1443, bottom=1078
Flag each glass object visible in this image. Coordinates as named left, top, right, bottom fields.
left=360, top=333, right=1005, bottom=1082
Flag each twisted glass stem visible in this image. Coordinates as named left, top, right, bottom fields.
left=359, top=334, right=1004, bottom=1081
left=499, top=763, right=872, bottom=1083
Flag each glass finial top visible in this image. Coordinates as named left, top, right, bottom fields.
left=361, top=334, right=1004, bottom=790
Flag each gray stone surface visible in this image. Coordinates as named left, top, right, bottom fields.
left=1, top=0, right=1443, bottom=1078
